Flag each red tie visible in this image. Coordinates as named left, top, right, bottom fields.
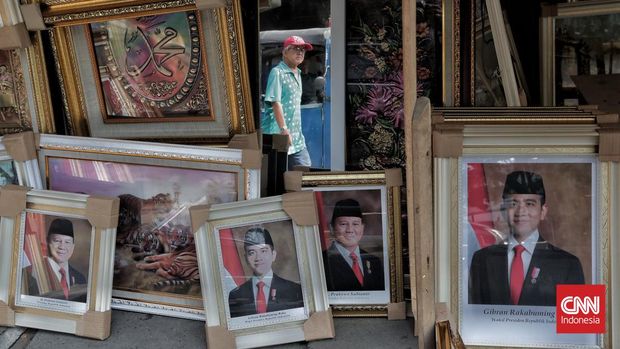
left=510, top=245, right=525, bottom=305
left=59, top=267, right=69, bottom=300
left=256, top=281, right=267, bottom=314
left=350, top=252, right=364, bottom=286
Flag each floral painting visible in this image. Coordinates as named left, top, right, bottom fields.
left=345, top=0, right=441, bottom=171
left=346, top=0, right=404, bottom=171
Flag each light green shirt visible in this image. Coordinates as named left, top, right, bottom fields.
left=262, top=61, right=306, bottom=154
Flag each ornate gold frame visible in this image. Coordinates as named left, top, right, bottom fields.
left=298, top=170, right=404, bottom=317
left=42, top=0, right=254, bottom=142
left=0, top=29, right=54, bottom=135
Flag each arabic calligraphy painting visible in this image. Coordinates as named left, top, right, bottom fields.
left=89, top=11, right=213, bottom=122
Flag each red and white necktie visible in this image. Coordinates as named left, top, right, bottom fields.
left=350, top=252, right=364, bottom=286
left=256, top=281, right=267, bottom=313
left=59, top=267, right=69, bottom=300
left=510, top=245, right=525, bottom=305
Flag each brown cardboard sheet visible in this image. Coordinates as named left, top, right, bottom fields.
left=85, top=196, right=120, bottom=229
left=228, top=132, right=260, bottom=151
left=597, top=113, right=620, bottom=124
left=303, top=309, right=335, bottom=341
left=0, top=23, right=30, bottom=49
left=241, top=149, right=262, bottom=169
left=0, top=300, right=15, bottom=326
left=2, top=131, right=37, bottom=162
left=384, top=168, right=403, bottom=188
left=75, top=310, right=111, bottom=340
left=572, top=74, right=620, bottom=116
left=189, top=204, right=211, bottom=235
left=432, top=127, right=463, bottom=158
left=387, top=301, right=406, bottom=320
left=0, top=185, right=28, bottom=217
left=271, top=134, right=290, bottom=152
left=599, top=128, right=620, bottom=162
left=19, top=4, right=46, bottom=31
left=282, top=191, right=318, bottom=226
left=283, top=171, right=303, bottom=192
left=195, top=0, right=227, bottom=10
left=206, top=324, right=236, bottom=349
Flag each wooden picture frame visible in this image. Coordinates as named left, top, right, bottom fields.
left=540, top=0, right=620, bottom=106
left=37, top=133, right=261, bottom=319
left=190, top=192, right=334, bottom=348
left=0, top=186, right=119, bottom=339
left=432, top=108, right=615, bottom=348
left=284, top=169, right=405, bottom=318
left=41, top=0, right=254, bottom=142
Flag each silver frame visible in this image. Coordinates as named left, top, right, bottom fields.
left=195, top=195, right=330, bottom=348
left=37, top=134, right=260, bottom=319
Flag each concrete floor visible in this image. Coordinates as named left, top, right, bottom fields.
left=1, top=311, right=418, bottom=349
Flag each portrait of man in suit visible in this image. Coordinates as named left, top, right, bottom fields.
left=228, top=227, right=304, bottom=318
left=469, top=170, right=585, bottom=306
left=322, top=198, right=385, bottom=291
left=28, top=218, right=88, bottom=302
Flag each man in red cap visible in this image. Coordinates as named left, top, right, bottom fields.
left=262, top=35, right=313, bottom=170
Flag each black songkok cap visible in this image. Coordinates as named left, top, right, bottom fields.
left=502, top=171, right=546, bottom=200
left=48, top=218, right=74, bottom=239
left=331, top=198, right=363, bottom=225
left=244, top=227, right=274, bottom=248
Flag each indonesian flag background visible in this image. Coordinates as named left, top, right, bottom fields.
left=466, top=163, right=498, bottom=265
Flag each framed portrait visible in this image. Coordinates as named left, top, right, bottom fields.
left=285, top=169, right=404, bottom=317
left=41, top=0, right=254, bottom=141
left=432, top=109, right=615, bottom=348
left=541, top=1, right=620, bottom=106
left=0, top=186, right=119, bottom=339
left=191, top=192, right=333, bottom=348
left=37, top=134, right=261, bottom=319
left=0, top=131, right=42, bottom=188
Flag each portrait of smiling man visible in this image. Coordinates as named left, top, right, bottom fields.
left=322, top=198, right=385, bottom=291
left=228, top=227, right=304, bottom=318
left=468, top=170, right=585, bottom=306
left=27, top=218, right=88, bottom=302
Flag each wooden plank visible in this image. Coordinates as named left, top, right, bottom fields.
left=402, top=0, right=417, bottom=332
left=407, top=97, right=434, bottom=349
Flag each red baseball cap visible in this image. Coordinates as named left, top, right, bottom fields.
left=283, top=36, right=313, bottom=51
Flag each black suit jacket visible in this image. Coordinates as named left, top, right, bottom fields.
left=28, top=261, right=88, bottom=302
left=322, top=243, right=385, bottom=291
left=469, top=237, right=585, bottom=306
left=228, top=273, right=304, bottom=318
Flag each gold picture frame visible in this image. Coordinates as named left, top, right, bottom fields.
left=285, top=169, right=405, bottom=318
left=41, top=0, right=254, bottom=142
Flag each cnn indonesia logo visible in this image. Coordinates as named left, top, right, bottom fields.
left=556, top=285, right=605, bottom=333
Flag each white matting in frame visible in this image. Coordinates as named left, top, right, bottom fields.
left=459, top=154, right=601, bottom=348
left=193, top=194, right=332, bottom=349
left=214, top=218, right=309, bottom=331
left=15, top=210, right=94, bottom=315
left=305, top=185, right=390, bottom=305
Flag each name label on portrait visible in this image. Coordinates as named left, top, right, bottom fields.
left=228, top=307, right=307, bottom=331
